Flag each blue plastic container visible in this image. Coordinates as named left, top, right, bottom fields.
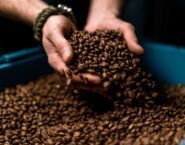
left=0, top=46, right=53, bottom=90
left=141, top=41, right=185, bottom=84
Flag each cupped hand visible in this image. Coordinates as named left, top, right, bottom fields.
left=70, top=16, right=144, bottom=94
left=81, top=15, right=144, bottom=94
left=42, top=15, right=103, bottom=92
left=85, top=15, right=144, bottom=55
left=42, top=15, right=75, bottom=75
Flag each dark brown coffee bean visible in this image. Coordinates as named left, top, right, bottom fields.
left=90, top=64, right=99, bottom=69
left=73, top=131, right=81, bottom=137
left=100, top=62, right=108, bottom=67
left=103, top=81, right=111, bottom=89
left=102, top=72, right=107, bottom=79
left=97, top=126, right=104, bottom=131
left=1, top=30, right=185, bottom=145
left=45, top=138, right=54, bottom=145
left=77, top=64, right=86, bottom=71
left=0, top=136, right=5, bottom=142
left=87, top=69, right=95, bottom=73
left=66, top=78, right=72, bottom=86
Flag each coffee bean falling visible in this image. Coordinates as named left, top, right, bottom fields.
left=68, top=30, right=158, bottom=100
left=0, top=74, right=185, bottom=145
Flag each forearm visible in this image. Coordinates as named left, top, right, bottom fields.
left=0, top=0, right=48, bottom=25
left=88, top=0, right=123, bottom=20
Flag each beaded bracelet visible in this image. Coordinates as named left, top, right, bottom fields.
left=33, top=4, right=76, bottom=41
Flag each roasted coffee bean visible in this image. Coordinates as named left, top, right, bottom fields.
left=0, top=135, right=5, bottom=142
left=1, top=72, right=185, bottom=145
left=102, top=72, right=107, bottom=79
left=1, top=31, right=185, bottom=145
left=103, top=81, right=111, bottom=89
left=67, top=30, right=158, bottom=102
left=87, top=69, right=95, bottom=73
left=66, top=78, right=72, bottom=86
left=73, top=131, right=81, bottom=137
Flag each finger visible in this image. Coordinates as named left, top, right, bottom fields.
left=48, top=52, right=69, bottom=76
left=84, top=24, right=96, bottom=32
left=43, top=39, right=70, bottom=76
left=71, top=73, right=101, bottom=85
left=48, top=53, right=72, bottom=79
left=69, top=21, right=76, bottom=32
left=72, top=82, right=108, bottom=96
left=120, top=22, right=144, bottom=55
left=49, top=29, right=73, bottom=64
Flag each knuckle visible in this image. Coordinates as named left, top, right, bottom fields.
left=43, top=24, right=58, bottom=39
left=46, top=27, right=57, bottom=38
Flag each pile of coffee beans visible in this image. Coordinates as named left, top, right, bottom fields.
left=68, top=30, right=158, bottom=101
left=0, top=74, right=185, bottom=145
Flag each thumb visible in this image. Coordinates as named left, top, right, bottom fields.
left=119, top=22, right=144, bottom=55
left=84, top=24, right=97, bottom=32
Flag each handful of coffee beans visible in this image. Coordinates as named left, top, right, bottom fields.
left=68, top=30, right=158, bottom=100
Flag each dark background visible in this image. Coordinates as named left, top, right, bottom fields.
left=144, top=0, right=185, bottom=46
left=0, top=0, right=185, bottom=53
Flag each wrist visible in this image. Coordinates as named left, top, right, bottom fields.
left=86, top=11, right=116, bottom=26
left=88, top=0, right=122, bottom=18
left=87, top=0, right=122, bottom=26
left=33, top=4, right=76, bottom=41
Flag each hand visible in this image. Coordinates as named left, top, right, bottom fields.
left=85, top=15, right=144, bottom=55
left=70, top=74, right=108, bottom=96
left=82, top=14, right=144, bottom=95
left=42, top=15, right=102, bottom=91
left=42, top=15, right=75, bottom=75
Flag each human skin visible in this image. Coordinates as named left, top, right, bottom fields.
left=0, top=0, right=144, bottom=93
left=0, top=0, right=48, bottom=25
left=78, top=0, right=144, bottom=92
left=85, top=0, right=144, bottom=55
